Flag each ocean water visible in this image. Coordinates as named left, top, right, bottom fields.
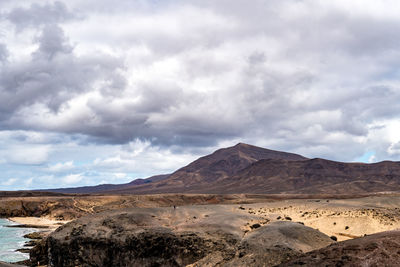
left=0, top=219, right=35, bottom=263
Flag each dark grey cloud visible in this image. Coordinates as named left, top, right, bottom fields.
left=34, top=24, right=73, bottom=60
left=0, top=23, right=126, bottom=121
left=1, top=0, right=400, bottom=163
left=6, top=1, right=77, bottom=31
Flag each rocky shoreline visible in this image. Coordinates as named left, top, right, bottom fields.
left=0, top=220, right=34, bottom=266
left=0, top=218, right=66, bottom=267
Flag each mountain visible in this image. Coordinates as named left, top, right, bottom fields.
left=102, top=143, right=308, bottom=194
left=104, top=144, right=400, bottom=195
left=45, top=143, right=400, bottom=195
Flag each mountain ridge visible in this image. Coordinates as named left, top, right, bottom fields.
left=44, top=143, right=400, bottom=195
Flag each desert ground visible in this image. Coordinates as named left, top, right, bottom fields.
left=3, top=193, right=400, bottom=241
left=2, top=193, right=400, bottom=266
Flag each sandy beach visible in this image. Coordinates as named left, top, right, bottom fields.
left=8, top=217, right=68, bottom=231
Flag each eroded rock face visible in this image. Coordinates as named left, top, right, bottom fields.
left=41, top=206, right=333, bottom=267
left=0, top=199, right=81, bottom=220
left=48, top=229, right=236, bottom=267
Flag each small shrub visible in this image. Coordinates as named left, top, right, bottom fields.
left=345, top=226, right=349, bottom=230
left=250, top=223, right=261, bottom=229
left=330, top=236, right=337, bottom=241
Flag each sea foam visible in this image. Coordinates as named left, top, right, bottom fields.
left=0, top=219, right=35, bottom=263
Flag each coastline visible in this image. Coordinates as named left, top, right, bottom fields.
left=1, top=217, right=68, bottom=265
left=0, top=219, right=36, bottom=264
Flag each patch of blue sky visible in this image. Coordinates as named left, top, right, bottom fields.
left=356, top=151, right=376, bottom=163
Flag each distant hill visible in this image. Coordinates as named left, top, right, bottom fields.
left=46, top=174, right=169, bottom=194
left=0, top=191, right=67, bottom=197
left=44, top=143, right=400, bottom=195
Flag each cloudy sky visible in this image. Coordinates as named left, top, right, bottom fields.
left=1, top=0, right=400, bottom=190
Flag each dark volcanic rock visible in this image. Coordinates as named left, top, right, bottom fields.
left=23, top=232, right=44, bottom=239
left=30, top=239, right=48, bottom=267
left=45, top=207, right=240, bottom=266
left=48, top=229, right=231, bottom=267
left=15, top=248, right=30, bottom=253
left=0, top=262, right=26, bottom=267
left=6, top=224, right=49, bottom=229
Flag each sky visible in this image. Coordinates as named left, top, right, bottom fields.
left=1, top=0, right=400, bottom=190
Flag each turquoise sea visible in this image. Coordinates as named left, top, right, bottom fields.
left=0, top=219, right=35, bottom=263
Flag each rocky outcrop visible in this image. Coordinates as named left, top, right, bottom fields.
left=0, top=198, right=81, bottom=220
left=226, top=221, right=334, bottom=266
left=29, top=239, right=48, bottom=267
left=0, top=262, right=26, bottom=267
left=48, top=229, right=237, bottom=267
left=39, top=206, right=333, bottom=267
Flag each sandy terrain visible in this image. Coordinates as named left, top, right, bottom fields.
left=42, top=195, right=400, bottom=266
left=235, top=196, right=400, bottom=241
left=4, top=194, right=400, bottom=266
left=3, top=194, right=400, bottom=242
left=8, top=217, right=68, bottom=230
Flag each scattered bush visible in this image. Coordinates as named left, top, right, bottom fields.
left=250, top=223, right=261, bottom=229
left=330, top=236, right=337, bottom=241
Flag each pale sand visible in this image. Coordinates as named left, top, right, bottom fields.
left=8, top=217, right=68, bottom=230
